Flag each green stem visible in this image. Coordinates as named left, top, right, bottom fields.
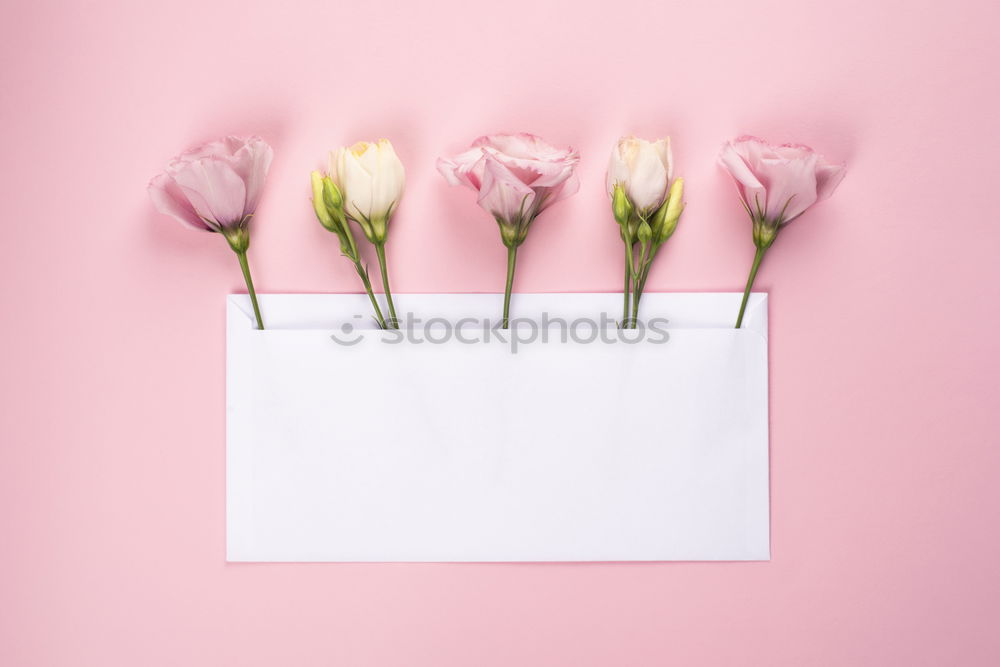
left=624, top=241, right=636, bottom=328
left=636, top=263, right=650, bottom=303
left=353, top=261, right=387, bottom=330
left=633, top=262, right=650, bottom=328
left=630, top=244, right=650, bottom=329
left=621, top=245, right=632, bottom=328
left=235, top=249, right=264, bottom=330
left=502, top=244, right=518, bottom=330
left=374, top=243, right=398, bottom=328
left=736, top=246, right=767, bottom=329
left=635, top=246, right=657, bottom=305
left=631, top=282, right=642, bottom=330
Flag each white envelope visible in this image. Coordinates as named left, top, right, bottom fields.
left=227, top=292, right=769, bottom=562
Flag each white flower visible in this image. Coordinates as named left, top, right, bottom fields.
left=606, top=136, right=673, bottom=214
left=332, top=139, right=405, bottom=239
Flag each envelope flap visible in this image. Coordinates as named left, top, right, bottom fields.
left=227, top=293, right=768, bottom=332
left=227, top=294, right=256, bottom=327
left=739, top=293, right=768, bottom=340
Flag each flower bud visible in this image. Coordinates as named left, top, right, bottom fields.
left=652, top=178, right=685, bottom=245
left=310, top=172, right=339, bottom=233
left=322, top=175, right=344, bottom=212
left=637, top=219, right=652, bottom=245
left=612, top=183, right=633, bottom=226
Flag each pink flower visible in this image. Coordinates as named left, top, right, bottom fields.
left=721, top=136, right=847, bottom=329
left=148, top=136, right=273, bottom=235
left=437, top=133, right=579, bottom=243
left=148, top=135, right=273, bottom=330
left=719, top=135, right=845, bottom=227
left=437, top=133, right=580, bottom=328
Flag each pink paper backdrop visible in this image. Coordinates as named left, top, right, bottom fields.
left=2, top=0, right=999, bottom=664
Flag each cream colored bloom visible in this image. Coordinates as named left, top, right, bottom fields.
left=606, top=136, right=673, bottom=214
left=332, top=139, right=405, bottom=238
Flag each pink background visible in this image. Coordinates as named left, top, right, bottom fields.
left=2, top=0, right=999, bottom=664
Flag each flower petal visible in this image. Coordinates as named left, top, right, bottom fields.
left=440, top=133, right=579, bottom=223
left=478, top=154, right=536, bottom=222
left=227, top=136, right=273, bottom=217
left=652, top=137, right=673, bottom=184
left=606, top=141, right=631, bottom=196
left=473, top=132, right=571, bottom=161
left=625, top=140, right=670, bottom=212
left=815, top=159, right=847, bottom=202
left=437, top=147, right=486, bottom=190
left=338, top=147, right=374, bottom=221
left=754, top=151, right=819, bottom=221
left=533, top=172, right=580, bottom=216
left=719, top=141, right=766, bottom=216
left=171, top=159, right=247, bottom=227
left=370, top=139, right=405, bottom=219
left=148, top=173, right=211, bottom=231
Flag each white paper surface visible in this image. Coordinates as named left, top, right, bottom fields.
left=227, top=293, right=769, bottom=562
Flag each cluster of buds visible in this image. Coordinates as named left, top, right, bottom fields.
left=608, top=137, right=686, bottom=328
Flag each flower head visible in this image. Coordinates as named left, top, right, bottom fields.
left=607, top=136, right=673, bottom=215
left=148, top=136, right=273, bottom=250
left=437, top=132, right=579, bottom=247
left=331, top=139, right=405, bottom=243
left=719, top=136, right=846, bottom=246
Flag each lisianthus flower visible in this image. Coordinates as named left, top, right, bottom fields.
left=719, top=136, right=846, bottom=328
left=437, top=133, right=580, bottom=328
left=148, top=136, right=273, bottom=329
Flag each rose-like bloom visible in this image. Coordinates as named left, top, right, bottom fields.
left=436, top=133, right=579, bottom=246
left=606, top=136, right=673, bottom=215
left=148, top=135, right=273, bottom=329
left=720, top=136, right=846, bottom=329
left=437, top=132, right=579, bottom=328
left=719, top=135, right=846, bottom=229
left=332, top=139, right=405, bottom=240
left=148, top=136, right=273, bottom=243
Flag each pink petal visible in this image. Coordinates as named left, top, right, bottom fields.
left=753, top=151, right=819, bottom=221
left=489, top=150, right=578, bottom=188
left=165, top=136, right=272, bottom=219
left=437, top=148, right=487, bottom=190
left=815, top=159, right=847, bottom=201
left=171, top=159, right=247, bottom=228
left=719, top=141, right=765, bottom=215
left=147, top=172, right=211, bottom=231
left=473, top=132, right=565, bottom=160
left=440, top=134, right=579, bottom=220
left=478, top=154, right=536, bottom=222
left=722, top=136, right=846, bottom=224
left=435, top=157, right=459, bottom=185
left=228, top=137, right=273, bottom=216
left=533, top=172, right=580, bottom=216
